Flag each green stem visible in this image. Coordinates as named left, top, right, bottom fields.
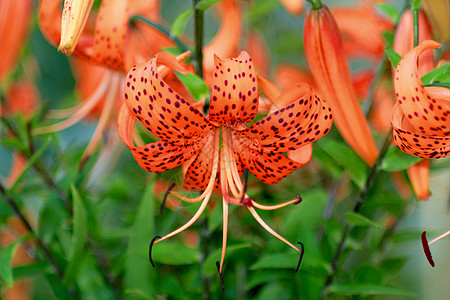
left=412, top=0, right=421, bottom=47
left=129, top=15, right=190, bottom=54
left=193, top=0, right=204, bottom=77
left=306, top=0, right=323, bottom=10
left=319, top=129, right=393, bottom=299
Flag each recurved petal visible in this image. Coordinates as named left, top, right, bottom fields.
left=407, top=159, right=430, bottom=200
left=243, top=83, right=333, bottom=153
left=209, top=51, right=259, bottom=125
left=391, top=104, right=449, bottom=158
left=234, top=142, right=302, bottom=184
left=124, top=52, right=213, bottom=142
left=394, top=40, right=449, bottom=137
left=117, top=102, right=205, bottom=172
left=38, top=0, right=62, bottom=47
left=92, top=0, right=128, bottom=70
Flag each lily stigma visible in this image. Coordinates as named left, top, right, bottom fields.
left=118, top=51, right=333, bottom=286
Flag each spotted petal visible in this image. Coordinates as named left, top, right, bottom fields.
left=392, top=40, right=450, bottom=158
left=243, top=83, right=333, bottom=153
left=209, top=51, right=259, bottom=125
left=117, top=102, right=206, bottom=172
left=124, top=52, right=214, bottom=143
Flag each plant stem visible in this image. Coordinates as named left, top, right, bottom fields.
left=412, top=0, right=421, bottom=47
left=320, top=129, right=393, bottom=298
left=306, top=0, right=323, bottom=10
left=129, top=15, right=190, bottom=54
left=193, top=0, right=204, bottom=78
left=0, top=180, right=80, bottom=299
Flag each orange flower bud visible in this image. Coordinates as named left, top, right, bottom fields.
left=304, top=4, right=379, bottom=166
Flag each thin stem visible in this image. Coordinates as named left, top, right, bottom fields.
left=129, top=15, right=190, bottom=54
left=306, top=0, right=323, bottom=10
left=193, top=0, right=204, bottom=77
left=320, top=129, right=393, bottom=298
left=412, top=0, right=421, bottom=47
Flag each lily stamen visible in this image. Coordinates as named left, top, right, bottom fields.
left=421, top=230, right=450, bottom=267
left=149, top=235, right=161, bottom=268
left=160, top=182, right=176, bottom=216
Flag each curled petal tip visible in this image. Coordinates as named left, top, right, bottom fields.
left=421, top=231, right=435, bottom=267
left=149, top=236, right=161, bottom=268
left=216, top=261, right=224, bottom=292
left=295, top=242, right=304, bottom=273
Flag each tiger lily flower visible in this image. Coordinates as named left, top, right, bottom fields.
left=391, top=40, right=450, bottom=159
left=36, top=0, right=174, bottom=164
left=304, top=3, right=379, bottom=166
left=0, top=0, right=33, bottom=82
left=394, top=11, right=437, bottom=200
left=118, top=51, right=333, bottom=278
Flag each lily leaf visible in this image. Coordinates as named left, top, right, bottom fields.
left=375, top=3, right=400, bottom=23
left=0, top=234, right=30, bottom=286
left=328, top=283, right=417, bottom=298
left=381, top=146, right=423, bottom=171
left=124, top=177, right=156, bottom=296
left=64, top=184, right=88, bottom=284
left=421, top=62, right=450, bottom=86
left=176, top=72, right=210, bottom=101
left=384, top=46, right=402, bottom=69
left=345, top=212, right=382, bottom=229
left=152, top=242, right=200, bottom=265
left=317, top=139, right=368, bottom=188
left=171, top=9, right=192, bottom=37
left=197, top=0, right=223, bottom=10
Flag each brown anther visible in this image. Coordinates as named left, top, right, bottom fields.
left=421, top=231, right=435, bottom=267
left=149, top=236, right=161, bottom=267
left=295, top=242, right=304, bottom=273
left=294, top=194, right=302, bottom=205
left=240, top=197, right=253, bottom=207
left=160, top=182, right=175, bottom=216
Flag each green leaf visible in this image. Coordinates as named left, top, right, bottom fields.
left=380, top=257, right=409, bottom=276
left=381, top=146, right=423, bottom=171
left=64, top=184, right=88, bottom=284
left=176, top=72, right=210, bottom=101
left=345, top=212, right=382, bottom=229
left=384, top=46, right=402, bottom=69
left=251, top=252, right=298, bottom=270
left=412, top=0, right=421, bottom=9
left=328, top=283, right=417, bottom=298
left=202, top=243, right=251, bottom=275
left=10, top=136, right=53, bottom=191
left=124, top=178, right=156, bottom=296
left=152, top=242, right=200, bottom=265
left=171, top=9, right=192, bottom=37
left=313, top=145, right=344, bottom=178
left=13, top=262, right=51, bottom=280
left=421, top=62, right=450, bottom=85
left=0, top=234, right=30, bottom=286
left=375, top=3, right=400, bottom=22
left=197, top=0, right=223, bottom=10
left=353, top=265, right=383, bottom=284
left=317, top=139, right=368, bottom=188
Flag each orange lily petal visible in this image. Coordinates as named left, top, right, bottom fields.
left=279, top=0, right=305, bottom=16
left=407, top=159, right=430, bottom=200
left=392, top=41, right=449, bottom=158
left=203, top=0, right=241, bottom=85
left=245, top=83, right=332, bottom=152
left=246, top=30, right=270, bottom=76
left=274, top=64, right=316, bottom=92
left=304, top=4, right=379, bottom=166
left=333, top=6, right=394, bottom=60
left=209, top=51, right=259, bottom=125
left=0, top=0, right=32, bottom=81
